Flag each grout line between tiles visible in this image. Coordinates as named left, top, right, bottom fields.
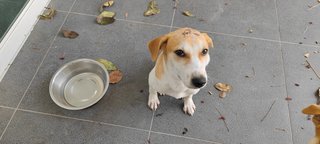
left=0, top=105, right=15, bottom=110
left=147, top=111, right=155, bottom=140
left=17, top=108, right=149, bottom=133
left=0, top=0, right=78, bottom=141
left=273, top=0, right=294, bottom=143
left=169, top=2, right=177, bottom=31
left=16, top=108, right=220, bottom=144
left=57, top=10, right=320, bottom=48
left=150, top=131, right=222, bottom=144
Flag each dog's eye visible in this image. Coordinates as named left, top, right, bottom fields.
left=202, top=49, right=208, bottom=55
left=175, top=50, right=185, bottom=57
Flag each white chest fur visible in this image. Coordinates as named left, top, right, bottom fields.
left=148, top=68, right=200, bottom=99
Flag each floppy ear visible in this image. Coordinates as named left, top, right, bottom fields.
left=201, top=33, right=214, bottom=48
left=148, top=35, right=169, bottom=61
left=302, top=104, right=320, bottom=115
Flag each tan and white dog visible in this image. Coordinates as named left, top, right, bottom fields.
left=147, top=28, right=213, bottom=116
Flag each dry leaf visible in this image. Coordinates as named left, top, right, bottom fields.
left=240, top=42, right=247, bottom=46
left=59, top=52, right=65, bottom=60
left=182, top=11, right=194, bottom=17
left=144, top=0, right=160, bottom=16
left=215, top=83, right=231, bottom=98
left=285, top=96, right=292, bottom=101
left=39, top=7, right=56, bottom=20
left=305, top=62, right=311, bottom=69
left=304, top=52, right=310, bottom=58
left=96, top=11, right=116, bottom=25
left=100, top=0, right=114, bottom=12
left=218, top=116, right=225, bottom=120
left=109, top=70, right=123, bottom=84
left=62, top=30, right=79, bottom=39
left=96, top=58, right=117, bottom=71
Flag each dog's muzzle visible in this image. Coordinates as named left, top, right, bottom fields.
left=191, top=76, right=206, bottom=88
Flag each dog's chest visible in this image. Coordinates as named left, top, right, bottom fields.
left=154, top=77, right=198, bottom=98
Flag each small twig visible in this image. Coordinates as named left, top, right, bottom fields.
left=173, top=0, right=179, bottom=9
left=214, top=106, right=229, bottom=132
left=306, top=60, right=320, bottom=80
left=303, top=25, right=309, bottom=35
left=308, top=3, right=320, bottom=10
left=260, top=100, right=276, bottom=122
left=270, top=85, right=283, bottom=87
left=252, top=67, right=256, bottom=76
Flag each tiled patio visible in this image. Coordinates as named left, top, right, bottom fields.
left=1, top=0, right=320, bottom=143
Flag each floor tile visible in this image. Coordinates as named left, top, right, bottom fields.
left=173, top=0, right=279, bottom=40
left=0, top=108, right=13, bottom=135
left=151, top=34, right=292, bottom=144
left=149, top=132, right=215, bottom=144
left=0, top=110, right=148, bottom=144
left=49, top=0, right=75, bottom=11
left=0, top=0, right=27, bottom=39
left=72, top=0, right=174, bottom=26
left=277, top=0, right=320, bottom=45
left=0, top=12, right=67, bottom=107
left=282, top=43, right=320, bottom=144
left=19, top=13, right=170, bottom=130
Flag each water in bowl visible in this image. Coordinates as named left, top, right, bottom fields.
left=64, top=72, right=104, bottom=107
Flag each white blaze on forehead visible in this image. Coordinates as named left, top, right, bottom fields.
left=181, top=39, right=204, bottom=69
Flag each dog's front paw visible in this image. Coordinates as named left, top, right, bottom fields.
left=148, top=96, right=160, bottom=111
left=183, top=99, right=196, bottom=116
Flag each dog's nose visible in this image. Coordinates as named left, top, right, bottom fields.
left=191, top=77, right=206, bottom=88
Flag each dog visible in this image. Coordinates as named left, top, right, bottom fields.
left=302, top=104, right=320, bottom=144
left=147, top=28, right=213, bottom=116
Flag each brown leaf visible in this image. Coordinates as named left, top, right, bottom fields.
left=215, top=83, right=231, bottom=92
left=215, top=83, right=231, bottom=98
left=144, top=0, right=160, bottom=16
left=109, top=70, right=123, bottom=84
left=62, top=30, right=79, bottom=39
left=58, top=52, right=65, bottom=60
left=304, top=52, right=310, bottom=58
left=218, top=116, right=225, bottom=120
left=39, top=7, right=56, bottom=20
left=182, top=11, right=194, bottom=17
left=285, top=96, right=292, bottom=101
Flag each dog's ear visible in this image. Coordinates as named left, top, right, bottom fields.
left=201, top=33, right=214, bottom=48
left=302, top=104, right=320, bottom=115
left=148, top=34, right=169, bottom=61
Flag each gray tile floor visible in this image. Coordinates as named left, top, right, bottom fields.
left=0, top=0, right=319, bottom=143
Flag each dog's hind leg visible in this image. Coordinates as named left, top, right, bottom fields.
left=183, top=95, right=196, bottom=116
left=148, top=87, right=160, bottom=111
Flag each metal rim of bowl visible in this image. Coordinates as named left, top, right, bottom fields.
left=49, top=58, right=109, bottom=110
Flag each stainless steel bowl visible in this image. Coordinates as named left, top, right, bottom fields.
left=49, top=59, right=109, bottom=110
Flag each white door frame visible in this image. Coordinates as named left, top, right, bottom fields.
left=0, top=0, right=51, bottom=82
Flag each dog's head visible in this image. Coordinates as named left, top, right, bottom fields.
left=148, top=28, right=213, bottom=89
